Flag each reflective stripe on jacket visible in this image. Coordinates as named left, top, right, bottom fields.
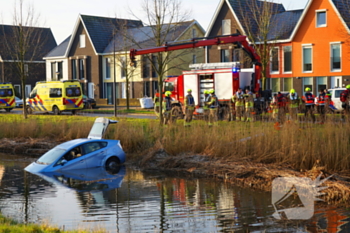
left=303, top=93, right=315, bottom=105
left=209, top=94, right=219, bottom=108
left=318, top=93, right=325, bottom=105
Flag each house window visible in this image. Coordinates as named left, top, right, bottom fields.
left=302, top=45, right=312, bottom=72
left=192, top=55, right=197, bottom=64
left=72, top=60, right=77, bottom=80
left=303, top=77, right=313, bottom=95
left=24, top=64, right=28, bottom=76
left=151, top=55, right=158, bottom=78
left=222, top=19, right=231, bottom=35
left=221, top=49, right=230, bottom=62
left=120, top=56, right=126, bottom=79
left=316, top=10, right=326, bottom=28
left=192, top=28, right=197, bottom=38
left=283, top=78, right=292, bottom=92
left=283, top=46, right=292, bottom=73
left=271, top=47, right=279, bottom=73
left=105, top=58, right=111, bottom=79
left=142, top=56, right=150, bottom=78
left=80, top=34, right=86, bottom=48
left=271, top=78, right=280, bottom=93
left=79, top=59, right=85, bottom=79
left=317, top=77, right=327, bottom=93
left=331, top=43, right=341, bottom=71
left=14, top=85, right=21, bottom=97
left=51, top=62, right=56, bottom=80
left=232, top=49, right=240, bottom=62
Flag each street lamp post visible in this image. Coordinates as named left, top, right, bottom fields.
left=113, top=31, right=117, bottom=117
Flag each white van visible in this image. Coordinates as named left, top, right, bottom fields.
left=327, top=88, right=346, bottom=112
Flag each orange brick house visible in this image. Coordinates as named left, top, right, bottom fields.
left=206, top=0, right=350, bottom=96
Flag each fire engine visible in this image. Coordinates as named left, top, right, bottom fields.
left=130, top=34, right=262, bottom=119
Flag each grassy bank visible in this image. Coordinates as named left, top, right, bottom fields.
left=0, top=212, right=106, bottom=232
left=1, top=114, right=350, bottom=173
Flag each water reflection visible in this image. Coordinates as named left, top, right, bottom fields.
left=0, top=153, right=349, bottom=232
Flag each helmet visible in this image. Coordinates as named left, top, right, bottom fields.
left=204, top=90, right=209, bottom=94
left=209, top=89, right=215, bottom=94
left=305, top=87, right=311, bottom=91
left=290, top=89, right=295, bottom=94
left=165, top=91, right=171, bottom=96
left=187, top=89, right=192, bottom=92
left=346, top=84, right=350, bottom=89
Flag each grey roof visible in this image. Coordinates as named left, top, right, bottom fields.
left=331, top=0, right=350, bottom=30
left=80, top=15, right=143, bottom=53
left=227, top=0, right=285, bottom=39
left=44, top=35, right=71, bottom=58
left=0, top=24, right=57, bottom=60
left=267, top=9, right=303, bottom=40
left=104, top=20, right=194, bottom=53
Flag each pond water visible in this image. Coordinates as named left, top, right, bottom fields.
left=0, top=153, right=349, bottom=232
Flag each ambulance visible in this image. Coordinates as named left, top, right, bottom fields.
left=26, top=80, right=84, bottom=115
left=0, top=82, right=16, bottom=112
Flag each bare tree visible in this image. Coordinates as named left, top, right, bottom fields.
left=238, top=0, right=286, bottom=90
left=127, top=0, right=192, bottom=125
left=1, top=0, right=46, bottom=119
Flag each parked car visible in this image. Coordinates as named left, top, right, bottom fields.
left=25, top=117, right=125, bottom=173
left=83, top=95, right=97, bottom=109
left=327, top=88, right=346, bottom=112
left=15, top=96, right=23, bottom=108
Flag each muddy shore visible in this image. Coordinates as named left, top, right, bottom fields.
left=2, top=137, right=350, bottom=207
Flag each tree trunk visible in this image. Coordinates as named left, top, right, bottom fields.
left=126, top=79, right=130, bottom=110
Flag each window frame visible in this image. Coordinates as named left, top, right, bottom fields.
left=222, top=19, right=231, bottom=35
left=316, top=10, right=327, bottom=28
left=302, top=44, right=313, bottom=73
left=330, top=42, right=341, bottom=72
left=80, top=34, right=86, bottom=48
left=283, top=46, right=292, bottom=74
left=270, top=47, right=279, bottom=74
left=220, top=49, right=230, bottom=63
left=105, top=58, right=111, bottom=79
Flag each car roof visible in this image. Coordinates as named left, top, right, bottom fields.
left=56, top=138, right=96, bottom=150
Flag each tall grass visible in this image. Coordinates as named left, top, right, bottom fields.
left=1, top=114, right=350, bottom=173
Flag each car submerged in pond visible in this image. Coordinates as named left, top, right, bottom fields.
left=25, top=117, right=125, bottom=173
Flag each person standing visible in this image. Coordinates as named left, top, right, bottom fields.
left=302, top=87, right=315, bottom=122
left=317, top=89, right=326, bottom=123
left=270, top=94, right=278, bottom=122
left=203, top=90, right=210, bottom=123
left=208, top=89, right=219, bottom=126
left=232, top=88, right=245, bottom=121
left=184, top=89, right=195, bottom=126
left=162, top=91, right=173, bottom=125
left=340, top=85, right=350, bottom=117
left=153, top=90, right=160, bottom=117
left=288, top=89, right=299, bottom=121
left=244, top=89, right=254, bottom=122
left=276, top=92, right=286, bottom=124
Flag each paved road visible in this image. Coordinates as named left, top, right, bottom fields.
left=2, top=108, right=157, bottom=120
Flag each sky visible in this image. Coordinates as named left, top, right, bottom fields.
left=1, top=0, right=307, bottom=45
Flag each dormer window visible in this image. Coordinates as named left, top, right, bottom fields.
left=316, top=10, right=327, bottom=28
left=80, top=34, right=86, bottom=48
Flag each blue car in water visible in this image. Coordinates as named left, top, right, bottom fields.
left=25, top=117, right=125, bottom=173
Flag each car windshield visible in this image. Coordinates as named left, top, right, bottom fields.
left=36, top=148, right=66, bottom=165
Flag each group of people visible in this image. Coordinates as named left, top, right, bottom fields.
left=154, top=84, right=350, bottom=126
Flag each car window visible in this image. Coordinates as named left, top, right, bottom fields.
left=82, top=142, right=103, bottom=155
left=29, top=89, right=37, bottom=98
left=37, top=148, right=66, bottom=165
left=335, top=90, right=343, bottom=98
left=66, top=87, right=81, bottom=97
left=0, top=89, right=14, bottom=97
left=50, top=88, right=62, bottom=98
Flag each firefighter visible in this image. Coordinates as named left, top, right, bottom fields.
left=162, top=91, right=172, bottom=125
left=184, top=89, right=195, bottom=126
left=270, top=94, right=278, bottom=121
left=340, top=85, right=350, bottom=117
left=208, top=89, right=219, bottom=126
left=203, top=90, right=210, bottom=122
left=302, top=87, right=315, bottom=122
left=276, top=92, right=286, bottom=124
left=243, top=89, right=254, bottom=122
left=153, top=90, right=160, bottom=117
left=232, top=88, right=245, bottom=121
left=317, top=89, right=326, bottom=123
left=287, top=89, right=299, bottom=121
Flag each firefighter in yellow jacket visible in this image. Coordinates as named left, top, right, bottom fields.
left=184, top=89, right=195, bottom=126
left=243, top=89, right=254, bottom=122
left=208, top=89, right=219, bottom=126
left=162, top=91, right=172, bottom=125
left=232, top=88, right=245, bottom=121
left=203, top=90, right=210, bottom=122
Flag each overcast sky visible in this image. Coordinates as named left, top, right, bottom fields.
left=1, top=0, right=307, bottom=45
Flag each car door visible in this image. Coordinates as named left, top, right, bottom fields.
left=82, top=141, right=108, bottom=168
left=59, top=146, right=86, bottom=171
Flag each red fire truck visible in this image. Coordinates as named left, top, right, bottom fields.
left=130, top=34, right=262, bottom=119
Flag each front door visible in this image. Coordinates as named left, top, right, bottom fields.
left=331, top=76, right=342, bottom=89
